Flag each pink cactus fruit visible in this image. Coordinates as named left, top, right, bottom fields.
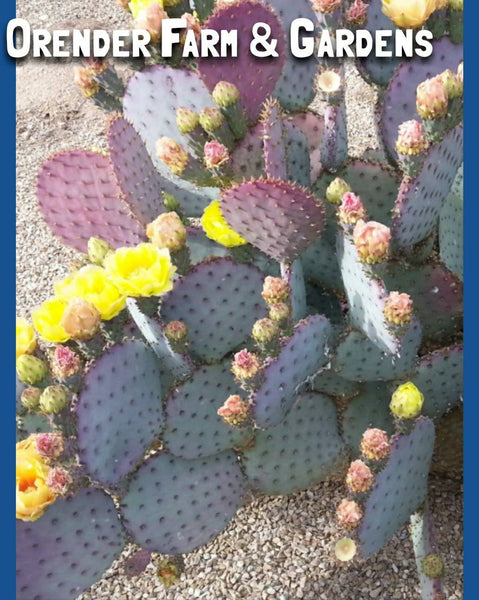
left=231, top=349, right=261, bottom=380
left=156, top=137, right=190, bottom=175
left=395, top=120, right=429, bottom=156
left=46, top=467, right=73, bottom=496
left=313, top=0, right=342, bottom=13
left=51, top=345, right=81, bottom=379
left=262, top=276, right=290, bottom=305
left=383, top=292, right=413, bottom=325
left=346, top=0, right=368, bottom=26
left=353, top=220, right=391, bottom=264
left=338, top=192, right=366, bottom=226
left=346, top=459, right=374, bottom=493
left=416, top=76, right=449, bottom=120
left=360, top=428, right=391, bottom=461
left=34, top=433, right=65, bottom=461
left=336, top=499, right=363, bottom=528
left=217, top=395, right=250, bottom=425
left=203, top=141, right=230, bottom=170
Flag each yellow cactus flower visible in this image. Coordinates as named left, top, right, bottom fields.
left=16, top=438, right=57, bottom=521
left=104, top=243, right=176, bottom=298
left=32, top=298, right=70, bottom=344
left=54, top=266, right=126, bottom=321
left=128, top=0, right=163, bottom=19
left=382, top=0, right=437, bottom=28
left=16, top=317, right=36, bottom=360
left=201, top=201, right=247, bottom=248
left=390, top=382, right=424, bottom=419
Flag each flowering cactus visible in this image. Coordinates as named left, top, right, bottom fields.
left=19, top=2, right=463, bottom=598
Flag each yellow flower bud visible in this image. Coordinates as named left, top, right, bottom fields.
left=390, top=382, right=424, bottom=419
left=16, top=317, right=36, bottom=360
left=146, top=212, right=187, bottom=252
left=60, top=298, right=101, bottom=341
left=200, top=201, right=247, bottom=248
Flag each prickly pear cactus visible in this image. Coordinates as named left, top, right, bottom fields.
left=18, top=1, right=463, bottom=599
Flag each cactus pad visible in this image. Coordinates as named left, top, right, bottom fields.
left=290, top=112, right=324, bottom=183
left=392, top=125, right=463, bottom=248
left=16, top=374, right=26, bottom=415
left=242, top=393, right=345, bottom=495
left=230, top=122, right=266, bottom=180
left=252, top=315, right=332, bottom=428
left=16, top=488, right=126, bottom=600
left=36, top=150, right=145, bottom=252
left=163, top=361, right=253, bottom=459
left=221, top=179, right=326, bottom=263
left=341, top=382, right=394, bottom=451
left=161, top=258, right=266, bottom=363
left=284, top=121, right=312, bottom=188
left=282, top=260, right=307, bottom=321
left=439, top=164, right=463, bottom=280
left=338, top=234, right=407, bottom=354
left=120, top=450, right=248, bottom=554
left=198, top=1, right=286, bottom=123
left=410, top=507, right=445, bottom=600
left=381, top=263, right=463, bottom=344
left=301, top=235, right=343, bottom=292
left=321, top=102, right=348, bottom=173
left=262, top=98, right=287, bottom=181
left=333, top=321, right=421, bottom=382
left=311, top=369, right=360, bottom=398
left=77, top=340, right=164, bottom=486
left=358, top=417, right=435, bottom=557
left=380, top=37, right=463, bottom=160
left=187, top=226, right=229, bottom=264
left=407, top=345, right=463, bottom=420
left=17, top=413, right=51, bottom=441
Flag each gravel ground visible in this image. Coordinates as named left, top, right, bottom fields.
left=16, top=1, right=463, bottom=598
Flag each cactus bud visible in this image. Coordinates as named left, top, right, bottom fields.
left=346, top=459, right=374, bottom=493
left=439, top=69, right=463, bottom=99
left=199, top=107, right=225, bottom=133
left=87, top=237, right=113, bottom=266
left=383, top=292, right=413, bottom=325
left=353, top=220, right=390, bottom=264
left=60, top=298, right=101, bottom=341
left=212, top=81, right=241, bottom=108
left=73, top=66, right=99, bottom=98
left=217, top=395, right=250, bottom=426
left=134, top=3, right=167, bottom=44
left=448, top=0, right=463, bottom=9
left=176, top=107, right=200, bottom=134
left=416, top=76, right=449, bottom=120
left=39, top=385, right=69, bottom=415
left=251, top=318, right=279, bottom=343
left=156, top=558, right=181, bottom=589
left=146, top=212, right=187, bottom=252
left=395, top=120, right=429, bottom=156
left=156, top=137, right=190, bottom=176
left=164, top=320, right=188, bottom=343
left=313, top=0, right=342, bottom=14
left=16, top=355, right=48, bottom=385
left=262, top=276, right=290, bottom=305
left=316, top=70, right=342, bottom=96
left=163, top=192, right=181, bottom=212
left=50, top=345, right=82, bottom=379
left=360, top=428, right=391, bottom=461
left=390, top=382, right=424, bottom=419
left=20, top=387, right=42, bottom=411
left=231, top=349, right=261, bottom=381
left=34, top=433, right=64, bottom=460
left=346, top=0, right=368, bottom=26
left=203, top=141, right=230, bottom=170
left=335, top=537, right=357, bottom=562
left=338, top=193, right=366, bottom=226
left=269, top=302, right=291, bottom=323
left=336, top=499, right=363, bottom=528
left=46, top=466, right=72, bottom=495
left=326, top=177, right=351, bottom=205
left=421, top=554, right=445, bottom=579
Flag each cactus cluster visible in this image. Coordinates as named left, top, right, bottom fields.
left=17, top=0, right=463, bottom=598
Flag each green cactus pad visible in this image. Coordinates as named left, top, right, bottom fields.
left=221, top=179, right=326, bottom=263
left=77, top=340, right=164, bottom=486
left=301, top=235, right=343, bottom=292
left=198, top=1, right=286, bottom=123
left=338, top=234, right=408, bottom=355
left=127, top=298, right=193, bottom=392
left=405, top=345, right=463, bottom=420
left=194, top=0, right=215, bottom=21
left=333, top=322, right=421, bottom=382
left=284, top=121, right=311, bottom=188
left=163, top=361, right=253, bottom=459
left=242, top=393, right=345, bottom=495
left=381, top=263, right=463, bottom=344
left=252, top=315, right=332, bottom=428
left=120, top=450, right=248, bottom=554
left=305, top=283, right=345, bottom=329
left=358, top=417, right=435, bottom=557
left=392, top=125, right=463, bottom=249
left=16, top=374, right=26, bottom=415
left=440, top=164, right=463, bottom=280
left=16, top=488, right=126, bottom=600
left=380, top=37, right=463, bottom=161
left=311, top=369, right=360, bottom=398
left=315, top=160, right=401, bottom=227
left=36, top=150, right=145, bottom=252
left=282, top=260, right=307, bottom=322
left=123, top=65, right=218, bottom=200
left=17, top=413, right=51, bottom=441
left=290, top=112, right=324, bottom=183
left=187, top=226, right=229, bottom=264
left=356, top=0, right=401, bottom=87
left=161, top=258, right=267, bottom=363
left=230, top=122, right=266, bottom=180
left=262, top=98, right=287, bottom=181
left=341, top=382, right=394, bottom=451
left=264, top=0, right=318, bottom=111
